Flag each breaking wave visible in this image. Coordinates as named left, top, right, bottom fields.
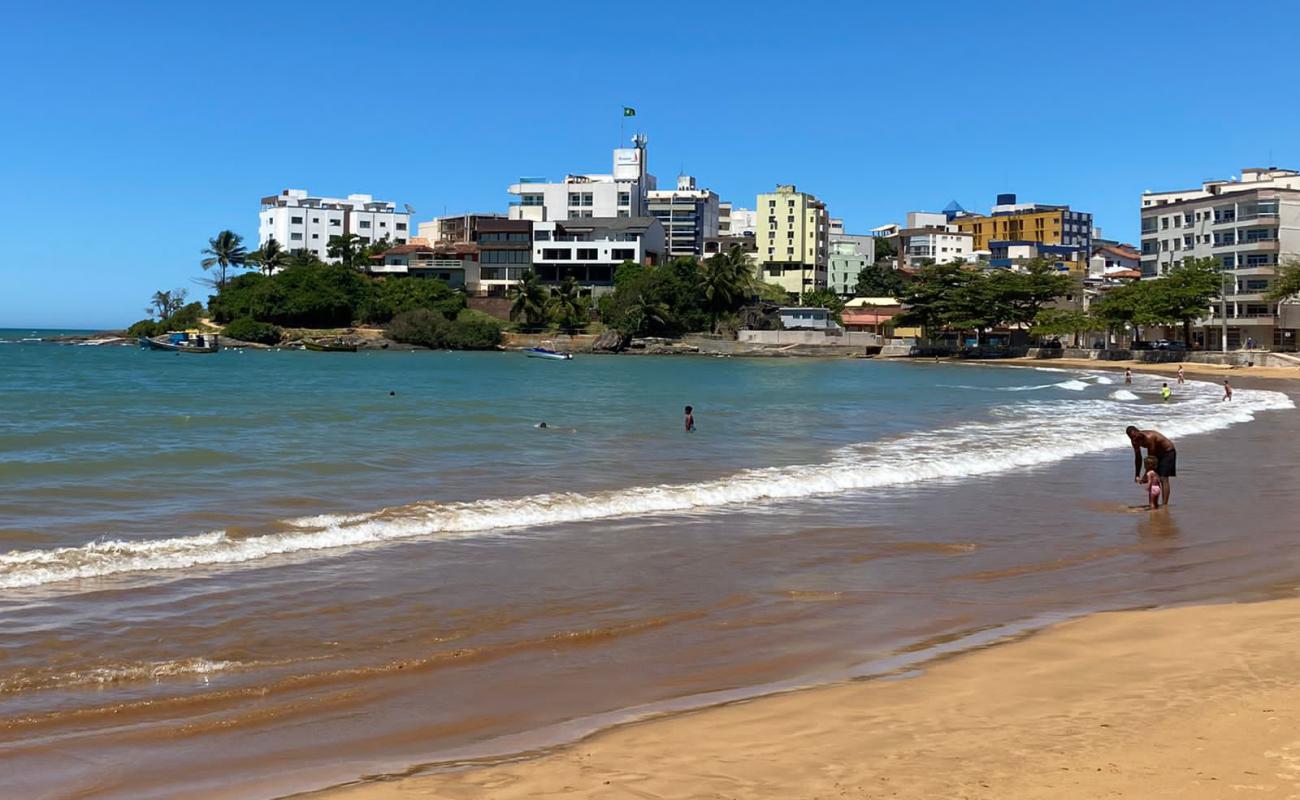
left=1, top=374, right=1291, bottom=591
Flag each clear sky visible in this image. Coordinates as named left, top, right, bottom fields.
left=3, top=0, right=1299, bottom=328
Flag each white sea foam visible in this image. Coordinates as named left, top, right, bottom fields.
left=1, top=377, right=1291, bottom=591
left=1096, top=376, right=1114, bottom=385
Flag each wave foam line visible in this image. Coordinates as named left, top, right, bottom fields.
left=1, top=383, right=1291, bottom=590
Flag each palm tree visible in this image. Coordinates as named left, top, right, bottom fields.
left=548, top=276, right=585, bottom=332
left=699, top=245, right=756, bottom=330
left=509, top=271, right=550, bottom=330
left=247, top=237, right=288, bottom=276
left=200, top=230, right=248, bottom=290
left=622, top=290, right=670, bottom=337
left=327, top=233, right=364, bottom=269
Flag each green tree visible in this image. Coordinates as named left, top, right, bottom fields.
left=1266, top=257, right=1300, bottom=301
left=896, top=261, right=975, bottom=341
left=200, top=230, right=248, bottom=289
left=853, top=261, right=905, bottom=297
left=327, top=234, right=365, bottom=269
left=699, top=246, right=756, bottom=330
left=1146, top=257, right=1224, bottom=345
left=508, top=271, right=550, bottom=330
left=548, top=276, right=587, bottom=332
left=619, top=290, right=671, bottom=337
left=148, top=288, right=188, bottom=319
left=873, top=237, right=897, bottom=262
left=1032, top=309, right=1094, bottom=345
left=247, top=237, right=288, bottom=276
left=360, top=276, right=464, bottom=324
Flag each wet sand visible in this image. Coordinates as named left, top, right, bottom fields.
left=315, top=594, right=1300, bottom=800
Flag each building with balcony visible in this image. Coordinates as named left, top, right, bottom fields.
left=507, top=136, right=655, bottom=223
left=828, top=240, right=868, bottom=296
left=259, top=189, right=410, bottom=263
left=529, top=217, right=664, bottom=297
left=719, top=203, right=756, bottom=236
left=415, top=213, right=507, bottom=244
left=1139, top=167, right=1300, bottom=350
left=893, top=212, right=974, bottom=269
left=646, top=175, right=720, bottom=258
left=756, top=184, right=831, bottom=298
left=474, top=219, right=533, bottom=297
left=368, top=242, right=479, bottom=291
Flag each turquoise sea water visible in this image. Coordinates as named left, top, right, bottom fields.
left=0, top=337, right=1296, bottom=799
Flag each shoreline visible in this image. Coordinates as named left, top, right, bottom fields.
left=970, top=355, right=1300, bottom=383
left=307, top=592, right=1300, bottom=799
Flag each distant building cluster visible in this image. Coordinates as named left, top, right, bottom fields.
left=253, top=141, right=1300, bottom=348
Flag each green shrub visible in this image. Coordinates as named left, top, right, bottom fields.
left=128, top=319, right=163, bottom=337
left=168, top=302, right=205, bottom=329
left=210, top=265, right=367, bottom=328
left=360, top=277, right=464, bottom=324
left=223, top=317, right=283, bottom=345
left=385, top=309, right=501, bottom=350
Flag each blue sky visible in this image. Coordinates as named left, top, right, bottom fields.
left=3, top=0, right=1299, bottom=328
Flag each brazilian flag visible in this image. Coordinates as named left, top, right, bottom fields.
left=623, top=106, right=636, bottom=117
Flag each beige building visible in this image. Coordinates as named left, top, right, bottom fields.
left=756, top=184, right=830, bottom=298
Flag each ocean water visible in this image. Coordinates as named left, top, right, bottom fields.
left=0, top=339, right=1296, bottom=798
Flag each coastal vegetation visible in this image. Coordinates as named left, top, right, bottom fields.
left=1090, top=257, right=1223, bottom=343
left=599, top=246, right=759, bottom=337
left=1267, top=257, right=1300, bottom=301
left=222, top=317, right=283, bottom=345
left=385, top=309, right=502, bottom=350
left=200, top=230, right=247, bottom=289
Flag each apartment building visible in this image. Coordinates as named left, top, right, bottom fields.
left=529, top=217, right=664, bottom=296
left=507, top=135, right=655, bottom=223
left=259, top=189, right=410, bottom=262
left=646, top=175, right=720, bottom=257
left=1140, top=167, right=1300, bottom=350
left=719, top=203, right=757, bottom=236
left=475, top=219, right=533, bottom=297
left=415, top=213, right=506, bottom=244
left=951, top=193, right=1092, bottom=258
left=756, top=184, right=830, bottom=298
left=828, top=240, right=868, bottom=296
left=894, top=212, right=974, bottom=269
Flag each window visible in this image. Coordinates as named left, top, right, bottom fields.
left=768, top=200, right=776, bottom=208
left=311, top=233, right=319, bottom=239
left=379, top=221, right=387, bottom=228
left=290, top=233, right=303, bottom=241
left=1246, top=253, right=1273, bottom=267
left=312, top=217, right=320, bottom=223
left=522, top=194, right=544, bottom=206
left=482, top=250, right=529, bottom=264
left=576, top=248, right=598, bottom=260
left=568, top=192, right=593, bottom=207
left=1161, top=217, right=1169, bottom=229
left=359, top=220, right=371, bottom=229
left=617, top=192, right=630, bottom=206
left=611, top=248, right=635, bottom=260
left=291, top=216, right=303, bottom=225
left=396, top=223, right=407, bottom=231
left=787, top=215, right=794, bottom=223
left=534, top=230, right=551, bottom=242
left=330, top=219, right=341, bottom=226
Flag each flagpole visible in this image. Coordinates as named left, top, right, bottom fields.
left=620, top=107, right=624, bottom=148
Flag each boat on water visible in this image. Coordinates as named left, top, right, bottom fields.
left=138, top=331, right=220, bottom=353
left=524, top=341, right=573, bottom=361
left=303, top=339, right=357, bottom=352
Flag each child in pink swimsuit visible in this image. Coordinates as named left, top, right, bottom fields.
left=1139, top=455, right=1162, bottom=509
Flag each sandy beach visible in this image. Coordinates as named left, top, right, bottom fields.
left=986, top=355, right=1300, bottom=383
left=313, top=594, right=1300, bottom=799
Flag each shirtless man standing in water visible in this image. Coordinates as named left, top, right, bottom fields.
left=1126, top=426, right=1176, bottom=506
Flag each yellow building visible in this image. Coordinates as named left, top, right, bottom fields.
left=949, top=194, right=1092, bottom=254
left=756, top=184, right=830, bottom=299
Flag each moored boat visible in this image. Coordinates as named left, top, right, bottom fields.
left=303, top=339, right=358, bottom=352
left=524, top=341, right=572, bottom=360
left=139, top=331, right=220, bottom=353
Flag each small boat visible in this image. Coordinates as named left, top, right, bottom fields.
left=304, top=339, right=357, bottom=352
left=525, top=341, right=572, bottom=361
left=139, top=331, right=220, bottom=353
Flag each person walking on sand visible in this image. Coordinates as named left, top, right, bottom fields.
left=684, top=405, right=696, bottom=432
left=1124, top=367, right=1132, bottom=385
left=1126, top=426, right=1176, bottom=507
left=1176, top=365, right=1185, bottom=385
left=1223, top=379, right=1233, bottom=402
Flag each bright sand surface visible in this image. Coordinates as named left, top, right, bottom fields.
left=991, top=355, right=1300, bottom=383
left=315, top=595, right=1300, bottom=799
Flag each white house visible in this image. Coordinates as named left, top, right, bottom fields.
left=530, top=217, right=664, bottom=296
left=259, top=189, right=410, bottom=262
left=779, top=306, right=840, bottom=330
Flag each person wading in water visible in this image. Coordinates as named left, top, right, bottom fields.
left=1126, top=426, right=1176, bottom=507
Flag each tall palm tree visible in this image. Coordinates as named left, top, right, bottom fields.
left=623, top=290, right=670, bottom=337
left=548, top=276, right=585, bottom=332
left=247, top=237, right=288, bottom=276
left=699, top=245, right=756, bottom=330
left=327, top=233, right=364, bottom=269
left=200, top=230, right=248, bottom=290
left=509, top=271, right=550, bottom=330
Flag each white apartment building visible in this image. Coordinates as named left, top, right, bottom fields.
left=646, top=175, right=720, bottom=257
left=508, top=136, right=656, bottom=223
left=719, top=203, right=757, bottom=236
left=1140, top=166, right=1300, bottom=350
left=894, top=211, right=973, bottom=268
left=259, top=189, right=410, bottom=262
left=529, top=217, right=665, bottom=296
